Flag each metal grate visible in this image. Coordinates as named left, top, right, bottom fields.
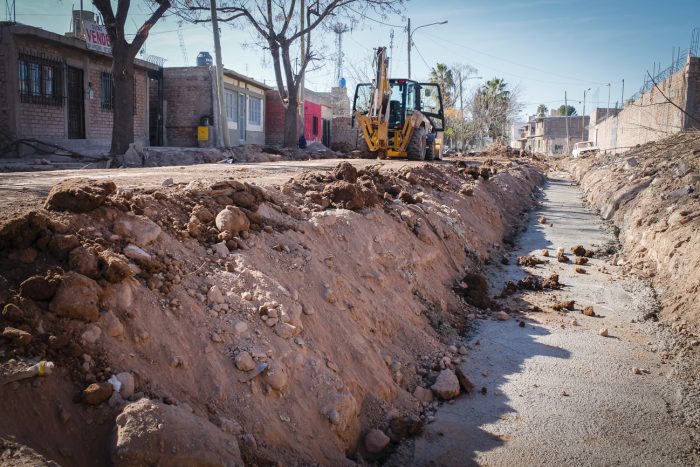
left=18, top=51, right=63, bottom=106
left=100, top=71, right=113, bottom=110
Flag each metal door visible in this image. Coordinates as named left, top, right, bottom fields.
left=238, top=93, right=246, bottom=143
left=66, top=66, right=85, bottom=139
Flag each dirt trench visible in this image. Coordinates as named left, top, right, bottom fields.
left=0, top=155, right=545, bottom=465
left=388, top=172, right=699, bottom=466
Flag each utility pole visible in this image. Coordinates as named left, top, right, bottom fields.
left=298, top=0, right=305, bottom=139
left=389, top=29, right=394, bottom=76
left=621, top=79, right=625, bottom=108
left=407, top=17, right=411, bottom=79
left=582, top=87, right=590, bottom=141
left=606, top=82, right=611, bottom=120
left=210, top=0, right=230, bottom=147
left=565, top=91, right=570, bottom=155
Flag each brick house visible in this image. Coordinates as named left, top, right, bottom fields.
left=265, top=87, right=333, bottom=147
left=0, top=22, right=157, bottom=155
left=519, top=111, right=590, bottom=156
left=158, top=66, right=270, bottom=147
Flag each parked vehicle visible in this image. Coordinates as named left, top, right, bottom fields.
left=572, top=141, right=599, bottom=157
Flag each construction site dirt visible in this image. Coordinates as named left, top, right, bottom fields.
left=1, top=138, right=699, bottom=466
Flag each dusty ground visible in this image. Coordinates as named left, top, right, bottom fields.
left=388, top=172, right=699, bottom=466
left=567, top=132, right=700, bottom=328
left=0, top=152, right=547, bottom=465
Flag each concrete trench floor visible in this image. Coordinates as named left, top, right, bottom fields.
left=409, top=173, right=697, bottom=466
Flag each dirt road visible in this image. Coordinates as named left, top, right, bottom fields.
left=0, top=159, right=415, bottom=215
left=405, top=173, right=699, bottom=466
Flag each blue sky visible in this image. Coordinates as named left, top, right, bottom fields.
left=13, top=0, right=700, bottom=118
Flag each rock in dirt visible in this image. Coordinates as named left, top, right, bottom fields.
left=333, top=161, right=358, bottom=183
left=19, top=275, right=59, bottom=301
left=123, top=244, right=151, bottom=264
left=50, top=271, right=101, bottom=322
left=574, top=257, right=588, bottom=265
left=263, top=366, right=288, bottom=391
left=495, top=311, right=510, bottom=321
left=541, top=273, right=560, bottom=289
left=235, top=351, right=255, bottom=371
left=541, top=249, right=550, bottom=257
left=575, top=267, right=586, bottom=274
left=454, top=273, right=491, bottom=309
left=207, top=285, right=225, bottom=305
left=2, top=303, right=25, bottom=321
left=538, top=216, right=547, bottom=224
left=112, top=399, right=242, bottom=466
left=44, top=178, right=116, bottom=213
left=113, top=216, right=162, bottom=248
left=69, top=246, right=100, bottom=278
left=599, top=328, right=609, bottom=337
left=101, top=310, right=125, bottom=338
left=517, top=255, right=545, bottom=267
left=431, top=369, right=460, bottom=400
left=116, top=372, right=135, bottom=399
left=572, top=245, right=587, bottom=256
left=364, top=429, right=390, bottom=454
left=413, top=386, right=434, bottom=402
left=83, top=382, right=113, bottom=405
left=454, top=366, right=475, bottom=394
left=215, top=206, right=250, bottom=234
left=582, top=306, right=596, bottom=317
left=557, top=252, right=569, bottom=263
left=323, top=181, right=366, bottom=210
left=2, top=327, right=32, bottom=346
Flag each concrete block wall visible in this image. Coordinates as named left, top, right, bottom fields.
left=265, top=90, right=285, bottom=146
left=592, top=56, right=700, bottom=153
left=330, top=116, right=360, bottom=152
left=162, top=67, right=213, bottom=147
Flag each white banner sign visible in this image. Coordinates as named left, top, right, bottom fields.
left=83, top=20, right=112, bottom=54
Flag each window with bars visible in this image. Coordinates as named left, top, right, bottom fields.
left=248, top=96, right=262, bottom=126
left=100, top=72, right=136, bottom=114
left=18, top=54, right=63, bottom=106
left=312, top=115, right=319, bottom=136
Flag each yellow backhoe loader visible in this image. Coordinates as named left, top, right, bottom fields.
left=352, top=47, right=445, bottom=160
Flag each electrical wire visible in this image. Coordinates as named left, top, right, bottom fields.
left=345, top=6, right=404, bottom=29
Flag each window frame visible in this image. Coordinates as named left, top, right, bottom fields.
left=248, top=95, right=262, bottom=126
left=18, top=53, right=63, bottom=106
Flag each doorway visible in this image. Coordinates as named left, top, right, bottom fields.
left=66, top=66, right=85, bottom=139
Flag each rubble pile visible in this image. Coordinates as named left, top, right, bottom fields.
left=0, top=155, right=543, bottom=464
left=568, top=132, right=700, bottom=326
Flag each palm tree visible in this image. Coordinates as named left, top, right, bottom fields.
left=429, top=63, right=455, bottom=108
left=536, top=104, right=548, bottom=117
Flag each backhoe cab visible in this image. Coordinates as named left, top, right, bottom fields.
left=352, top=47, right=445, bottom=160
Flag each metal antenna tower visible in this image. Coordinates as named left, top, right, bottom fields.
left=691, top=27, right=699, bottom=57
left=332, top=23, right=349, bottom=82
left=177, top=25, right=189, bottom=66
left=5, top=0, right=16, bottom=22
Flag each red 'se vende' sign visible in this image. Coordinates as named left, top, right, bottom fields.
left=83, top=20, right=112, bottom=54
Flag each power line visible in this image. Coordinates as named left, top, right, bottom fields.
left=345, top=6, right=403, bottom=28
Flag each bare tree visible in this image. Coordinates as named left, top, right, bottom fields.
left=177, top=0, right=404, bottom=147
left=92, top=0, right=171, bottom=155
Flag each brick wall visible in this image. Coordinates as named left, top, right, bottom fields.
left=0, top=27, right=152, bottom=154
left=162, top=67, right=213, bottom=147
left=265, top=90, right=285, bottom=146
left=330, top=116, right=360, bottom=152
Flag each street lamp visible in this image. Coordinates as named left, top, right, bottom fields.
left=407, top=18, right=448, bottom=79
left=582, top=87, right=590, bottom=141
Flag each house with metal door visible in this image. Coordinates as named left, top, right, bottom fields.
left=0, top=19, right=157, bottom=156
left=158, top=65, right=270, bottom=147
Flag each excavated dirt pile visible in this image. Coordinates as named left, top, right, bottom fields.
left=0, top=155, right=543, bottom=465
left=568, top=132, right=700, bottom=328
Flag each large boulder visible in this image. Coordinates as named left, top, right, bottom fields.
left=215, top=206, right=250, bottom=234
left=49, top=271, right=101, bottom=322
left=44, top=178, right=116, bottom=213
left=112, top=399, right=243, bottom=467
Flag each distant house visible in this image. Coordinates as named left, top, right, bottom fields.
left=159, top=66, right=271, bottom=147
left=519, top=111, right=590, bottom=155
left=265, top=87, right=332, bottom=147
left=0, top=20, right=157, bottom=155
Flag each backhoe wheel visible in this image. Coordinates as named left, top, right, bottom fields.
left=358, top=137, right=378, bottom=159
left=407, top=126, right=426, bottom=161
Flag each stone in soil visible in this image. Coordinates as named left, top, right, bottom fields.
left=2, top=327, right=32, bottom=346
left=112, top=216, right=162, bottom=247
left=431, top=369, right=460, bottom=400
left=215, top=206, right=250, bottom=234
left=582, top=306, right=596, bottom=317
left=495, top=311, right=510, bottom=321
left=50, top=271, right=101, bottom=322
left=455, top=272, right=491, bottom=309
left=517, top=255, right=546, bottom=267
left=541, top=273, right=560, bottom=289
left=44, top=178, right=116, bottom=213
left=574, top=257, right=588, bottom=265
left=572, top=245, right=587, bottom=256
left=235, top=351, right=255, bottom=371
left=454, top=366, right=475, bottom=394
left=83, top=382, right=113, bottom=405
left=19, top=275, right=59, bottom=301
left=557, top=252, right=570, bottom=262
left=116, top=372, right=135, bottom=399
left=599, top=328, right=609, bottom=337
left=364, top=429, right=390, bottom=454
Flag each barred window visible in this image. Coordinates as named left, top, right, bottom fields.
left=225, top=90, right=237, bottom=122
left=100, top=71, right=114, bottom=110
left=248, top=96, right=262, bottom=126
left=18, top=54, right=63, bottom=105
